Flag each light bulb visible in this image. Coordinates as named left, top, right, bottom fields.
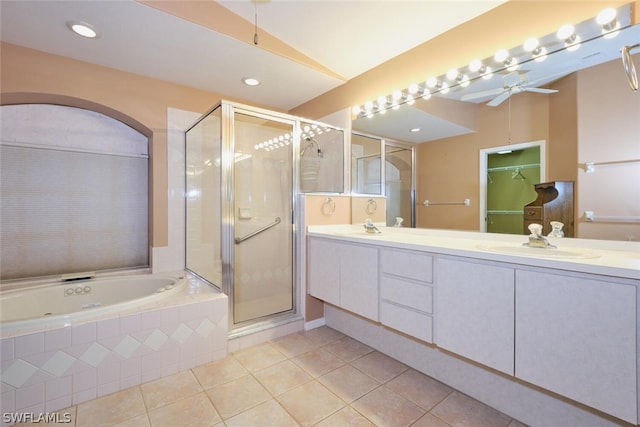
left=534, top=47, right=548, bottom=62
left=377, top=95, right=387, bottom=107
left=596, top=8, right=616, bottom=26
left=364, top=101, right=374, bottom=111
left=446, top=69, right=459, bottom=80
left=557, top=24, right=575, bottom=41
left=426, top=77, right=438, bottom=88
left=408, top=83, right=419, bottom=94
left=440, top=82, right=449, bottom=94
left=469, top=59, right=483, bottom=73
left=494, top=49, right=509, bottom=63
left=392, top=90, right=402, bottom=100
left=406, top=95, right=415, bottom=105
left=422, top=92, right=432, bottom=100
left=482, top=66, right=493, bottom=80
left=523, top=37, right=539, bottom=52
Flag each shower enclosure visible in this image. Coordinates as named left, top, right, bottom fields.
left=185, top=101, right=343, bottom=331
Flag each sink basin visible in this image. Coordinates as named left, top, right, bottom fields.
left=477, top=244, right=600, bottom=260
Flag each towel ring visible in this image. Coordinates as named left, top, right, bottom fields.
left=322, top=197, right=336, bottom=216
left=365, top=198, right=377, bottom=215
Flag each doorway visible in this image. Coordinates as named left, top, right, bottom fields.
left=479, top=140, right=545, bottom=233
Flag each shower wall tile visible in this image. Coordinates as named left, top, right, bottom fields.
left=15, top=382, right=44, bottom=411
left=96, top=318, right=120, bottom=340
left=1, top=338, right=14, bottom=362
left=45, top=375, right=72, bottom=401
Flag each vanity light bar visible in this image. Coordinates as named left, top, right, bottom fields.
left=253, top=126, right=333, bottom=152
left=352, top=5, right=629, bottom=120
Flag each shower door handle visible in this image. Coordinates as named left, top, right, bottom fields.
left=234, top=217, right=281, bottom=244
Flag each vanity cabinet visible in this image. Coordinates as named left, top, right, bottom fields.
left=379, top=248, right=434, bottom=342
left=308, top=237, right=379, bottom=321
left=515, top=270, right=637, bottom=423
left=435, top=257, right=515, bottom=375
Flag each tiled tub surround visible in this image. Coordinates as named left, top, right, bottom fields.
left=0, top=273, right=228, bottom=426
left=308, top=225, right=640, bottom=427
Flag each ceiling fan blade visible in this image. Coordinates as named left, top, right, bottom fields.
left=524, top=87, right=558, bottom=94
left=461, top=87, right=505, bottom=101
left=487, top=91, right=511, bottom=107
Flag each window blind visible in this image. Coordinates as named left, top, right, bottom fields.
left=1, top=144, right=149, bottom=280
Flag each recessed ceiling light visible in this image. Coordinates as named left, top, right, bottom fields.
left=67, top=21, right=99, bottom=39
left=410, top=128, right=421, bottom=133
left=242, top=77, right=260, bottom=86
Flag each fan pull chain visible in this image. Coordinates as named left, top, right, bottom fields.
left=253, top=1, right=259, bottom=45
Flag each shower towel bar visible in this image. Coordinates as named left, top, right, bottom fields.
left=235, top=217, right=281, bottom=243
left=584, top=211, right=640, bottom=223
left=422, top=199, right=470, bottom=207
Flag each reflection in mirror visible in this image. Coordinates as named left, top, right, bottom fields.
left=385, top=144, right=415, bottom=227
left=351, top=133, right=382, bottom=195
left=299, top=121, right=344, bottom=193
left=352, top=7, right=639, bottom=241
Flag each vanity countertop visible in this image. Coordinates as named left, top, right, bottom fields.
left=307, top=225, right=640, bottom=280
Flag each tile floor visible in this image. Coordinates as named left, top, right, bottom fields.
left=15, top=327, right=528, bottom=427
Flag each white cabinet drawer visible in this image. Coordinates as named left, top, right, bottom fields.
left=380, top=301, right=433, bottom=343
left=381, top=248, right=433, bottom=282
left=380, top=276, right=433, bottom=313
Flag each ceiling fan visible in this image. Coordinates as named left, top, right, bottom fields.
left=461, top=71, right=558, bottom=107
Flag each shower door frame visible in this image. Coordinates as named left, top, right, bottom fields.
left=220, top=101, right=300, bottom=332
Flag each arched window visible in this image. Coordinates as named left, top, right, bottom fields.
left=1, top=104, right=149, bottom=280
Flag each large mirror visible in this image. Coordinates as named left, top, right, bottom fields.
left=352, top=6, right=639, bottom=241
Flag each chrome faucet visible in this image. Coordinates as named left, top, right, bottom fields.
left=525, top=223, right=555, bottom=248
left=364, top=219, right=381, bottom=234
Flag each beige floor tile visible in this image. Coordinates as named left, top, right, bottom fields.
left=352, top=386, right=425, bottom=427
left=232, top=342, right=287, bottom=373
left=224, top=399, right=299, bottom=427
left=140, top=370, right=203, bottom=411
left=317, top=365, right=380, bottom=403
left=323, top=336, right=374, bottom=362
left=411, top=413, right=452, bottom=427
left=192, top=356, right=249, bottom=389
left=386, top=369, right=453, bottom=410
left=350, top=351, right=408, bottom=383
left=315, top=406, right=376, bottom=427
left=205, top=374, right=271, bottom=420
left=76, top=387, right=146, bottom=427
left=291, top=347, right=346, bottom=377
left=112, top=413, right=151, bottom=427
left=277, top=380, right=345, bottom=426
left=271, top=332, right=318, bottom=358
left=253, top=359, right=313, bottom=396
left=302, top=326, right=345, bottom=347
left=430, top=391, right=511, bottom=427
left=147, top=392, right=220, bottom=427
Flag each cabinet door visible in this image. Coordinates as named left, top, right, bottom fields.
left=340, top=244, right=379, bottom=321
left=307, top=238, right=340, bottom=306
left=436, top=257, right=514, bottom=375
left=516, top=270, right=637, bottom=424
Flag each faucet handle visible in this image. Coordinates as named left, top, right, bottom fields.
left=528, top=223, right=543, bottom=236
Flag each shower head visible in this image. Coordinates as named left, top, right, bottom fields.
left=301, top=138, right=323, bottom=158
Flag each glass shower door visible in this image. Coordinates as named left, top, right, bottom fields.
left=232, top=112, right=294, bottom=325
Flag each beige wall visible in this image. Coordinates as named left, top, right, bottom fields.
left=576, top=58, right=640, bottom=240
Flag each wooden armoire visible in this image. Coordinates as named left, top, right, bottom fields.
left=523, top=181, right=575, bottom=237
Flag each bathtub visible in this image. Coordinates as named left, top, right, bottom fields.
left=0, top=272, right=228, bottom=422
left=1, top=275, right=187, bottom=330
